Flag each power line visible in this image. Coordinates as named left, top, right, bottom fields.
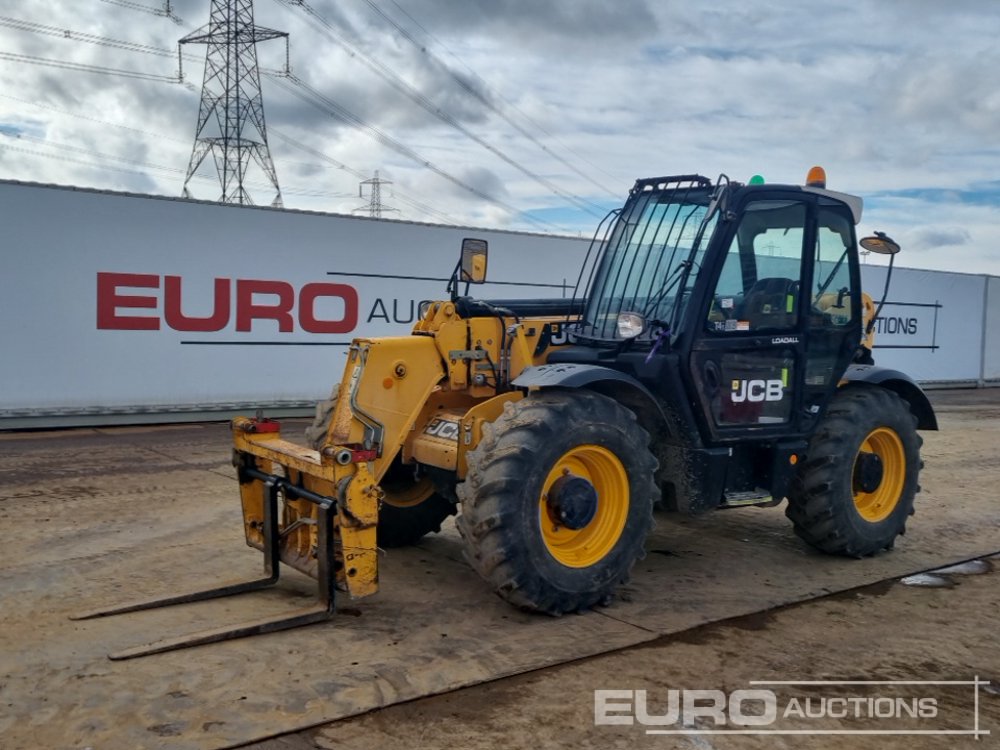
left=0, top=15, right=290, bottom=82
left=0, top=51, right=180, bottom=83
left=6, top=131, right=188, bottom=174
left=268, top=72, right=569, bottom=232
left=0, top=141, right=180, bottom=181
left=391, top=191, right=460, bottom=226
left=1, top=15, right=204, bottom=71
left=384, top=0, right=621, bottom=187
left=98, top=0, right=184, bottom=25
left=269, top=129, right=367, bottom=180
left=0, top=63, right=560, bottom=229
left=0, top=92, right=190, bottom=146
left=274, top=0, right=605, bottom=218
left=0, top=92, right=459, bottom=223
left=0, top=16, right=176, bottom=58
left=361, top=0, right=621, bottom=196
left=31, top=0, right=607, bottom=212
left=0, top=16, right=567, bottom=228
left=0, top=130, right=349, bottom=199
left=270, top=129, right=461, bottom=224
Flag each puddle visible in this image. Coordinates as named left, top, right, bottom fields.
left=826, top=578, right=897, bottom=601
left=901, top=555, right=996, bottom=589
left=900, top=573, right=955, bottom=588
left=929, top=559, right=994, bottom=576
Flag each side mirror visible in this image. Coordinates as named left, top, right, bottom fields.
left=860, top=232, right=901, bottom=256
left=460, top=238, right=488, bottom=283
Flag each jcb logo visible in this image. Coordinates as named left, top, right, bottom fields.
left=731, top=379, right=784, bottom=403
left=423, top=418, right=460, bottom=441
left=549, top=323, right=574, bottom=346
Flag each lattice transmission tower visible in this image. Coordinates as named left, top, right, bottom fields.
left=179, top=0, right=286, bottom=206
left=354, top=171, right=397, bottom=219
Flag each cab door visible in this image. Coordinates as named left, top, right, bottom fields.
left=688, top=195, right=811, bottom=442
left=799, top=202, right=864, bottom=431
left=686, top=193, right=863, bottom=444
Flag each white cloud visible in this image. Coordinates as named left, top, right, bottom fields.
left=0, top=0, right=997, bottom=272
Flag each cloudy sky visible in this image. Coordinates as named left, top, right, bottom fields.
left=1, top=0, right=998, bottom=273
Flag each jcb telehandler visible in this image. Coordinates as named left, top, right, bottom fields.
left=79, top=168, right=936, bottom=659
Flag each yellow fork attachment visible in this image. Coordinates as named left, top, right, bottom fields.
left=71, top=416, right=380, bottom=660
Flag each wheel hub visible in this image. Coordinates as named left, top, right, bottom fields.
left=853, top=451, right=885, bottom=494
left=546, top=474, right=598, bottom=530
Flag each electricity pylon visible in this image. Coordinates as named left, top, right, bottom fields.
left=354, top=170, right=398, bottom=218
left=180, top=0, right=286, bottom=206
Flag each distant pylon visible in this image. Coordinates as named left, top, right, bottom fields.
left=180, top=0, right=286, bottom=207
left=354, top=170, right=398, bottom=219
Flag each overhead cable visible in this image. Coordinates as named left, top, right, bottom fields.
left=275, top=0, right=604, bottom=218
left=0, top=51, right=179, bottom=82
left=268, top=71, right=568, bottom=232
left=365, top=0, right=621, bottom=195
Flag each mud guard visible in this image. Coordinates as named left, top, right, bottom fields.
left=511, top=363, right=667, bottom=424
left=842, top=365, right=938, bottom=430
left=512, top=364, right=726, bottom=515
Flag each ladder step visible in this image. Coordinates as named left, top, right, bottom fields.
left=721, top=490, right=773, bottom=507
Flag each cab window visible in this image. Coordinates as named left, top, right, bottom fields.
left=811, top=208, right=856, bottom=329
left=706, top=200, right=807, bottom=333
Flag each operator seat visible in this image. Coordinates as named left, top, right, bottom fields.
left=740, top=277, right=797, bottom=330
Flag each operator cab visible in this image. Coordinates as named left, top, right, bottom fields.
left=553, top=170, right=870, bottom=448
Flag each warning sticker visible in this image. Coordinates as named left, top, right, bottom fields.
left=720, top=297, right=734, bottom=309
left=736, top=320, right=750, bottom=331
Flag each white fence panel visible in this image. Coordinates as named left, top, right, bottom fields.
left=2, top=181, right=996, bottom=427
left=983, top=276, right=1000, bottom=383
left=0, top=182, right=589, bottom=424
left=860, top=266, right=987, bottom=384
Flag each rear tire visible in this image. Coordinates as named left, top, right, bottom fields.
left=457, top=390, right=658, bottom=614
left=306, top=386, right=455, bottom=548
left=786, top=386, right=922, bottom=556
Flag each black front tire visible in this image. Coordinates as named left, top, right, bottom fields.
left=787, top=386, right=922, bottom=557
left=457, top=390, right=658, bottom=614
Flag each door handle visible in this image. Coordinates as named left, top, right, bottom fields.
left=704, top=361, right=721, bottom=393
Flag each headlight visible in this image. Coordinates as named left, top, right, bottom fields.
left=617, top=312, right=645, bottom=339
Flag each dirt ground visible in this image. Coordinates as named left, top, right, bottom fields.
left=253, top=388, right=1000, bottom=750
left=260, top=556, right=1000, bottom=750
left=1, top=389, right=998, bottom=750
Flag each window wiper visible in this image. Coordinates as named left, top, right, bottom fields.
left=640, top=259, right=692, bottom=321
left=815, top=247, right=849, bottom=302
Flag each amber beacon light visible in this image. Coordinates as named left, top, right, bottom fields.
left=806, top=165, right=827, bottom=188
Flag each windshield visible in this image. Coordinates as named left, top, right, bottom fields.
left=577, top=182, right=716, bottom=341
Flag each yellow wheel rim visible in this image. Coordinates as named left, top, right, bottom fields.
left=539, top=444, right=629, bottom=568
left=380, top=460, right=435, bottom=508
left=853, top=427, right=905, bottom=522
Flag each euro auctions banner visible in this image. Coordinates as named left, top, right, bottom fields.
left=0, top=181, right=588, bottom=425
left=1, top=180, right=997, bottom=427
left=985, top=276, right=1000, bottom=383
left=859, top=265, right=988, bottom=383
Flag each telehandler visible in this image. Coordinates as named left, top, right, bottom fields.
left=79, top=168, right=936, bottom=659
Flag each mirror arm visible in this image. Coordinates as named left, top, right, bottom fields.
left=447, top=259, right=461, bottom=302
left=866, top=253, right=896, bottom=337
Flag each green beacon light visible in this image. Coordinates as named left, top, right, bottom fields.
left=748, top=174, right=765, bottom=185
